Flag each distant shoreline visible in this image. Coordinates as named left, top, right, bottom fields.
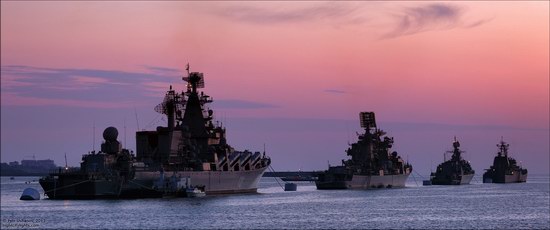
left=0, top=172, right=50, bottom=177
left=1, top=160, right=58, bottom=177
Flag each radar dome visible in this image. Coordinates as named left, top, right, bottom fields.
left=103, top=127, right=118, bottom=141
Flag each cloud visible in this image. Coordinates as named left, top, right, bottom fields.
left=382, top=3, right=491, bottom=39
left=0, top=65, right=178, bottom=108
left=1, top=65, right=276, bottom=110
left=216, top=2, right=365, bottom=25
left=324, top=89, right=347, bottom=94
left=1, top=92, right=135, bottom=108
left=142, top=81, right=174, bottom=93
left=71, top=76, right=110, bottom=85
left=141, top=65, right=182, bottom=76
left=211, top=2, right=490, bottom=39
left=213, top=99, right=278, bottom=109
left=464, top=18, right=493, bottom=28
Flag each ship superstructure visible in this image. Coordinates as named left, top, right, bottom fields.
left=483, top=138, right=527, bottom=183
left=40, top=66, right=271, bottom=199
left=430, top=138, right=474, bottom=185
left=39, top=127, right=134, bottom=198
left=316, top=112, right=412, bottom=189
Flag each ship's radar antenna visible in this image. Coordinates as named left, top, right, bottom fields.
left=497, top=136, right=509, bottom=157
left=182, top=70, right=205, bottom=93
left=154, top=91, right=184, bottom=115
left=93, top=121, right=96, bottom=152
left=359, top=112, right=377, bottom=131
left=453, top=136, right=460, bottom=148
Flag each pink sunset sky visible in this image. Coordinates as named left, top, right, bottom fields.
left=1, top=1, right=548, bottom=174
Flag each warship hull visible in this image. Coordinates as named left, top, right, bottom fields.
left=483, top=171, right=527, bottom=183
left=316, top=174, right=410, bottom=190
left=431, top=173, right=474, bottom=185
left=40, top=178, right=123, bottom=199
left=41, top=167, right=267, bottom=199
left=132, top=167, right=267, bottom=195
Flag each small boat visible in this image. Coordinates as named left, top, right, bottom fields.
left=20, top=188, right=40, bottom=200
left=10, top=177, right=15, bottom=180
left=186, top=187, right=206, bottom=198
left=284, top=183, right=297, bottom=191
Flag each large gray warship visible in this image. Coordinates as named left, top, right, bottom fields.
left=483, top=138, right=527, bottom=183
left=39, top=66, right=271, bottom=199
left=315, top=112, right=412, bottom=189
left=430, top=138, right=474, bottom=185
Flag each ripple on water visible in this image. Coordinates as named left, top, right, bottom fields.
left=1, top=176, right=549, bottom=229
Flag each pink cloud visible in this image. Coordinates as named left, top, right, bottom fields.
left=142, top=81, right=174, bottom=93
left=1, top=75, right=35, bottom=88
left=382, top=3, right=492, bottom=39
left=1, top=92, right=145, bottom=108
left=71, top=75, right=110, bottom=85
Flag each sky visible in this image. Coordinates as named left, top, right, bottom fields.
left=1, top=1, right=548, bottom=175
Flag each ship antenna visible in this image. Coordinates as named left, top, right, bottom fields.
left=186, top=63, right=190, bottom=75
left=64, top=153, right=68, bottom=170
left=134, top=107, right=140, bottom=131
left=93, top=121, right=96, bottom=152
left=124, top=117, right=127, bottom=149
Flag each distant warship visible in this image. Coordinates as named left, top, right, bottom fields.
left=430, top=138, right=474, bottom=185
left=39, top=65, right=271, bottom=199
left=316, top=112, right=412, bottom=189
left=483, top=138, right=527, bottom=183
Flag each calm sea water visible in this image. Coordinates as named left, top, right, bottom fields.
left=1, top=175, right=549, bottom=229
